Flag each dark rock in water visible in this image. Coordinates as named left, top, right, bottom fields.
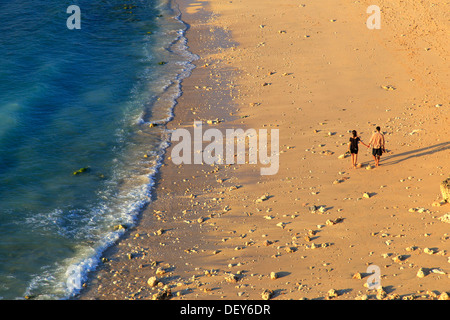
left=113, top=224, right=127, bottom=231
left=73, top=167, right=90, bottom=175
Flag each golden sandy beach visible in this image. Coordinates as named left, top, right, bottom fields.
left=79, top=0, right=449, bottom=300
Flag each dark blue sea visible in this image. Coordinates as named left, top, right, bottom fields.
left=0, top=0, right=196, bottom=299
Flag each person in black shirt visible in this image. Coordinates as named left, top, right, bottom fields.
left=348, top=130, right=369, bottom=168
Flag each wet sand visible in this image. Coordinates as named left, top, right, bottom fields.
left=79, top=0, right=449, bottom=300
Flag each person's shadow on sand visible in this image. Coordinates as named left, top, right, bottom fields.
left=361, top=141, right=450, bottom=167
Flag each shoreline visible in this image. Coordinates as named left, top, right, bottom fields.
left=77, top=0, right=245, bottom=300
left=79, top=0, right=449, bottom=300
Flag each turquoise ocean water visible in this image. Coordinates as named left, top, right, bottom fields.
left=0, top=0, right=196, bottom=299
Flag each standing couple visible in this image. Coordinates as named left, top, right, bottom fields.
left=348, top=126, right=385, bottom=169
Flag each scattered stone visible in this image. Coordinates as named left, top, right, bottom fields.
left=152, top=286, right=172, bottom=300
left=225, top=273, right=238, bottom=283
left=326, top=217, right=343, bottom=226
left=381, top=85, right=396, bottom=91
left=285, top=246, right=296, bottom=253
left=147, top=277, right=158, bottom=287
left=438, top=292, right=449, bottom=300
left=417, top=268, right=427, bottom=278
left=352, top=272, right=362, bottom=280
left=327, top=289, right=339, bottom=299
left=386, top=293, right=401, bottom=300
left=409, top=207, right=431, bottom=214
left=155, top=267, right=166, bottom=275
left=392, top=255, right=406, bottom=263
left=307, top=242, right=330, bottom=249
left=440, top=178, right=450, bottom=202
left=256, top=194, right=270, bottom=203
left=438, top=213, right=450, bottom=224
left=431, top=268, right=446, bottom=275
left=206, top=119, right=222, bottom=125
left=376, top=287, right=387, bottom=300
left=276, top=222, right=287, bottom=229
left=261, top=289, right=273, bottom=300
